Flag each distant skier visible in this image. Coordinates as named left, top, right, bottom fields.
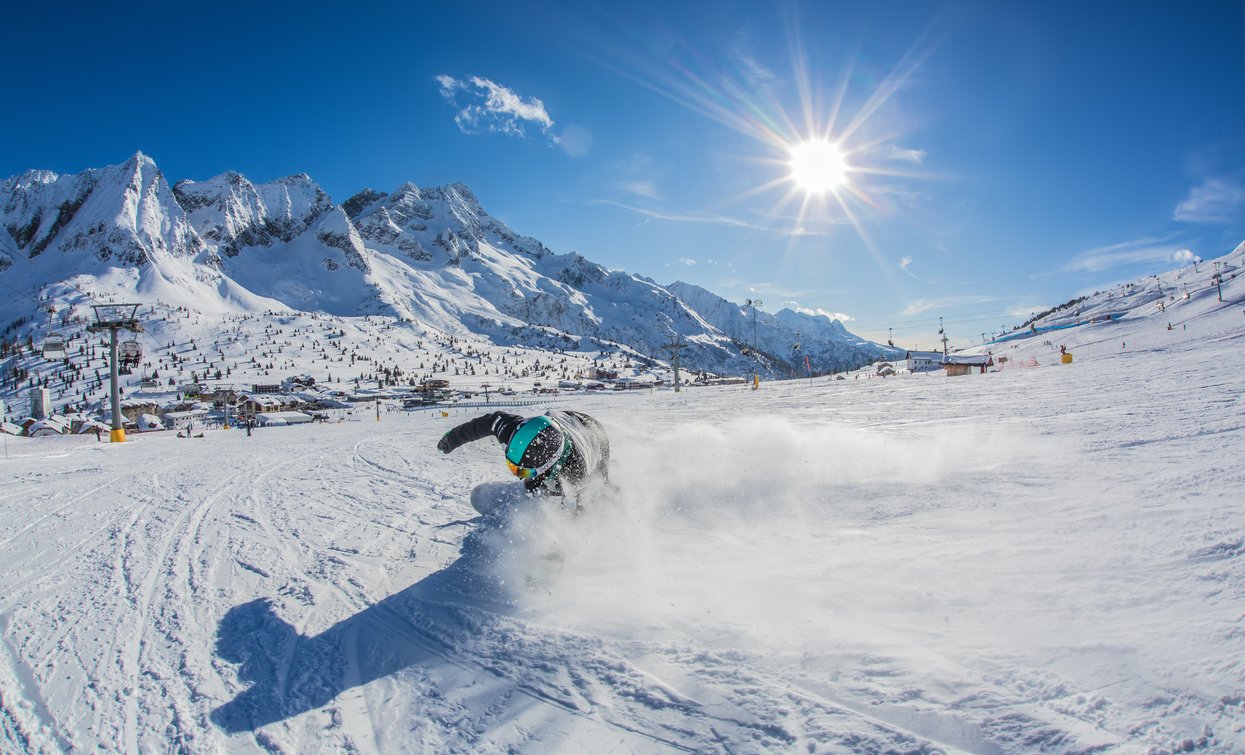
left=437, top=410, right=611, bottom=515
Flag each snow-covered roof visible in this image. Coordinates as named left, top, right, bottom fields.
left=74, top=419, right=111, bottom=434
left=28, top=417, right=71, bottom=435
left=136, top=414, right=165, bottom=431
left=239, top=394, right=305, bottom=409
left=943, top=354, right=993, bottom=366
left=255, top=411, right=314, bottom=426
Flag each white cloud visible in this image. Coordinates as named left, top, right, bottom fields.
left=437, top=75, right=555, bottom=140
left=1173, top=178, right=1245, bottom=224
left=1061, top=237, right=1188, bottom=273
left=900, top=295, right=1000, bottom=317
left=793, top=306, right=853, bottom=322
left=872, top=143, right=927, bottom=164
left=614, top=180, right=661, bottom=200
left=589, top=199, right=835, bottom=235
left=733, top=49, right=778, bottom=88
left=1008, top=304, right=1049, bottom=320
left=897, top=254, right=964, bottom=285
left=666, top=257, right=697, bottom=267
left=558, top=125, right=593, bottom=158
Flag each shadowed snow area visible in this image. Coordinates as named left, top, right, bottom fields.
left=2, top=310, right=1244, bottom=752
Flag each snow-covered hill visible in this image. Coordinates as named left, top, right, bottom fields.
left=1, top=272, right=1242, bottom=752
left=1, top=154, right=895, bottom=418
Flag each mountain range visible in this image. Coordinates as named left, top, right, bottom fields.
left=0, top=152, right=897, bottom=377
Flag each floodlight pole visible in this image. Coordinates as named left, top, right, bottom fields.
left=87, top=304, right=142, bottom=443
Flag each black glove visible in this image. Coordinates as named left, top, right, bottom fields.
left=437, top=433, right=455, bottom=454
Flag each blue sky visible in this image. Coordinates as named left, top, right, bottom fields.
left=3, top=0, right=1243, bottom=347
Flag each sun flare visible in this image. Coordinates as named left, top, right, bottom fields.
left=789, top=139, right=850, bottom=193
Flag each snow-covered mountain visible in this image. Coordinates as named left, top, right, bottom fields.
left=0, top=153, right=892, bottom=381
left=1, top=154, right=204, bottom=282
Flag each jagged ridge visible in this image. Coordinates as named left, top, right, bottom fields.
left=0, top=153, right=894, bottom=376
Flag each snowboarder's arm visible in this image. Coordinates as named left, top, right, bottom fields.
left=436, top=412, right=524, bottom=453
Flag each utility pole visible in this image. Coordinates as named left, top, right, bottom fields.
left=664, top=334, right=687, bottom=392
left=939, top=316, right=948, bottom=356
left=87, top=304, right=142, bottom=443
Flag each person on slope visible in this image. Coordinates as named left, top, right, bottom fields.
left=436, top=410, right=611, bottom=515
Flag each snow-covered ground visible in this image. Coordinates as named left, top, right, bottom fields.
left=3, top=286, right=1244, bottom=753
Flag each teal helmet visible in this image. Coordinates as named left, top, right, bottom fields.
left=505, top=416, right=570, bottom=482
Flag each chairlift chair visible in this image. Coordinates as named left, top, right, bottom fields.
left=120, top=340, right=143, bottom=366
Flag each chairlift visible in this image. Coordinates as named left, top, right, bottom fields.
left=42, top=333, right=68, bottom=360
left=120, top=340, right=143, bottom=365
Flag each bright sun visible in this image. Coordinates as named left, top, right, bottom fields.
left=789, top=139, right=850, bottom=193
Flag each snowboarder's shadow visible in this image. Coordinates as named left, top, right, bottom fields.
left=209, top=508, right=523, bottom=735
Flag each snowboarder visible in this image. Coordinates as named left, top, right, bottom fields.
left=437, top=410, right=610, bottom=514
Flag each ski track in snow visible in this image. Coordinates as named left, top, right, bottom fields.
left=3, top=311, right=1245, bottom=753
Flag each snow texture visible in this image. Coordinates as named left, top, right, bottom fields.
left=2, top=261, right=1244, bottom=753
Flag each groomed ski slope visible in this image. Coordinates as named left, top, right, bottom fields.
left=2, top=303, right=1244, bottom=753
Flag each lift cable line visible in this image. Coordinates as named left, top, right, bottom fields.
left=2, top=242, right=111, bottom=311
left=846, top=306, right=1044, bottom=337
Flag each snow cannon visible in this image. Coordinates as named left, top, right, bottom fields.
left=1061, top=352, right=1073, bottom=364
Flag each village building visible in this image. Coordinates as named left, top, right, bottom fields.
left=74, top=418, right=112, bottom=436
left=281, top=375, right=316, bottom=392
left=161, top=408, right=210, bottom=431
left=118, top=398, right=161, bottom=422
left=27, top=415, right=72, bottom=437
left=255, top=411, right=315, bottom=427
left=29, top=388, right=52, bottom=420
left=905, top=351, right=944, bottom=373
left=135, top=414, right=166, bottom=432
left=236, top=394, right=307, bottom=418
left=942, top=354, right=995, bottom=376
